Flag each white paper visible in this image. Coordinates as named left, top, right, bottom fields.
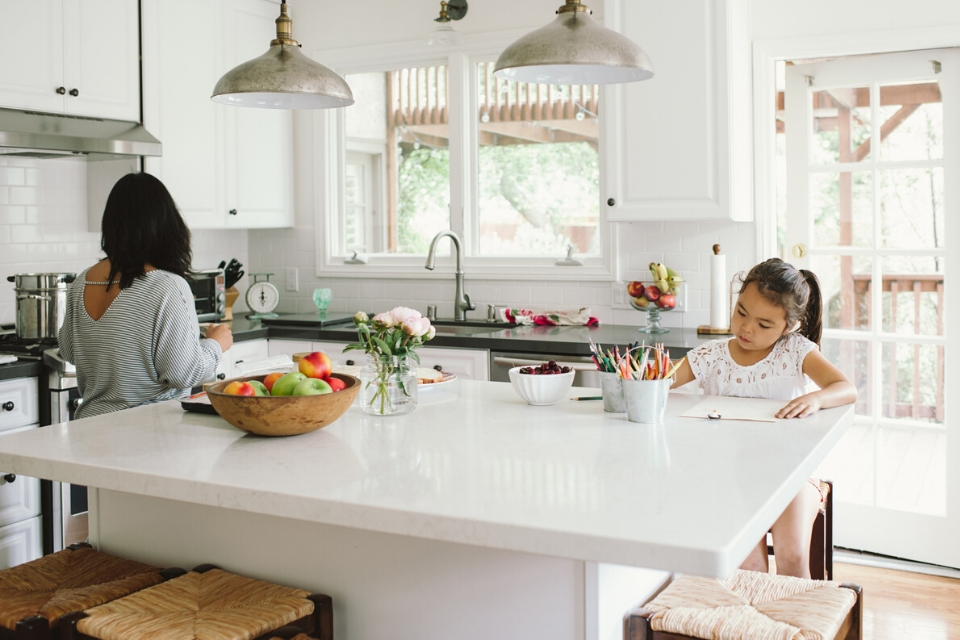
left=710, top=253, right=728, bottom=329
left=680, top=396, right=784, bottom=423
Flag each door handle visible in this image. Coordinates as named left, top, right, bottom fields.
left=791, top=244, right=807, bottom=258
left=56, top=86, right=66, bottom=95
left=69, top=88, right=79, bottom=97
left=1, top=401, right=13, bottom=411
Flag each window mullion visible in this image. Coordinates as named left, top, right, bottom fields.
left=447, top=51, right=471, bottom=247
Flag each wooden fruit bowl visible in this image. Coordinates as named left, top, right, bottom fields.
left=206, top=373, right=359, bottom=436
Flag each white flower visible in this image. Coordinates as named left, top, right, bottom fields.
left=401, top=316, right=431, bottom=338
left=372, top=312, right=397, bottom=328
left=353, top=311, right=369, bottom=325
left=424, top=325, right=436, bottom=341
left=390, top=306, right=422, bottom=325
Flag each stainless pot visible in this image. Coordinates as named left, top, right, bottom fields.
left=7, top=273, right=76, bottom=340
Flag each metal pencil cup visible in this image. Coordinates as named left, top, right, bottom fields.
left=622, top=378, right=672, bottom=424
left=599, top=371, right=625, bottom=412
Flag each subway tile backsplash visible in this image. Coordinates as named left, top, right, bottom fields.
left=0, top=157, right=250, bottom=326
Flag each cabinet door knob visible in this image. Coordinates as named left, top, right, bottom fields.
left=2, top=473, right=14, bottom=483
left=217, top=373, right=226, bottom=380
left=433, top=364, right=443, bottom=371
left=606, top=198, right=616, bottom=207
left=345, top=360, right=355, bottom=366
left=56, top=86, right=66, bottom=95
left=1, top=401, right=13, bottom=411
left=228, top=209, right=238, bottom=215
left=69, top=88, right=79, bottom=97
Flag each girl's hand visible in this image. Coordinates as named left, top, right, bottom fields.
left=776, top=392, right=823, bottom=419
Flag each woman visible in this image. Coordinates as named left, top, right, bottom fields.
left=58, top=173, right=233, bottom=419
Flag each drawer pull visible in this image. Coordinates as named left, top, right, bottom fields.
left=433, top=364, right=443, bottom=371
left=2, top=474, right=14, bottom=483
left=1, top=401, right=13, bottom=412
left=345, top=360, right=355, bottom=366
left=217, top=373, right=226, bottom=380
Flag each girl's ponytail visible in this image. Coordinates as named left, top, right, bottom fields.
left=799, top=269, right=823, bottom=347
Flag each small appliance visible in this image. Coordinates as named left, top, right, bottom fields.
left=188, top=269, right=227, bottom=322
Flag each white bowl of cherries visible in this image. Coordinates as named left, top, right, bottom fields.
left=508, top=361, right=575, bottom=406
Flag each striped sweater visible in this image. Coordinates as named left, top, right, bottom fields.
left=58, top=269, right=222, bottom=419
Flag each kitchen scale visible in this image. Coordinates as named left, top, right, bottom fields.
left=245, top=273, right=280, bottom=319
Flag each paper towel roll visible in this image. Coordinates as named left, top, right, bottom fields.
left=710, top=248, right=728, bottom=329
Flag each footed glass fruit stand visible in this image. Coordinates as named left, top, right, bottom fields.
left=629, top=282, right=685, bottom=333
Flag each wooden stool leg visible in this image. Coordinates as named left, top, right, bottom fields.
left=839, top=583, right=863, bottom=640
left=59, top=612, right=91, bottom=640
left=824, top=480, right=835, bottom=581
left=14, top=616, right=50, bottom=640
left=809, top=510, right=826, bottom=580
left=309, top=594, right=334, bottom=640
left=623, top=607, right=654, bottom=640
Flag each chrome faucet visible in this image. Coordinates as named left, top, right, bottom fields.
left=424, top=230, right=475, bottom=321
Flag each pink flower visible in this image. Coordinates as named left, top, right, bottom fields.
left=401, top=316, right=431, bottom=338
left=390, top=306, right=422, bottom=325
left=372, top=312, right=397, bottom=328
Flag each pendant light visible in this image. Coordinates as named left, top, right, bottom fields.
left=426, top=1, right=467, bottom=47
left=494, top=0, right=653, bottom=85
left=212, top=1, right=353, bottom=109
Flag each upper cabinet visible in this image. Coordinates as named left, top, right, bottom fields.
left=141, top=0, right=294, bottom=230
left=601, top=0, right=752, bottom=222
left=0, top=0, right=140, bottom=121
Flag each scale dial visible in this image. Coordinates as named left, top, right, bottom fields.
left=246, top=280, right=280, bottom=317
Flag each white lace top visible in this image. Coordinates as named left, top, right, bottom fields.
left=686, top=333, right=818, bottom=400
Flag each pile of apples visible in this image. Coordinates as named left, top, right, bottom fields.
left=626, top=262, right=683, bottom=310
left=221, top=351, right=347, bottom=397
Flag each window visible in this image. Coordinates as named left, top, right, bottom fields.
left=316, top=41, right=613, bottom=279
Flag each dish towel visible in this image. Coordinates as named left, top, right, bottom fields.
left=501, top=307, right=599, bottom=326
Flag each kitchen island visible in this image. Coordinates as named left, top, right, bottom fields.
left=0, top=381, right=853, bottom=640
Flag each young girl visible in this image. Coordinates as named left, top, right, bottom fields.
left=670, top=258, right=857, bottom=578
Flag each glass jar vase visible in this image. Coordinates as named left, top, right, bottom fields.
left=358, top=353, right=418, bottom=416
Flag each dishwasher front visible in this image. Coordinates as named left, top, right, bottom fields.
left=489, top=351, right=600, bottom=388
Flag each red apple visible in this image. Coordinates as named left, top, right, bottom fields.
left=222, top=380, right=256, bottom=396
left=633, top=296, right=651, bottom=308
left=299, top=351, right=333, bottom=379
left=262, top=372, right=284, bottom=393
left=324, top=376, right=347, bottom=392
left=626, top=281, right=645, bottom=297
left=644, top=285, right=661, bottom=302
left=659, top=293, right=677, bottom=309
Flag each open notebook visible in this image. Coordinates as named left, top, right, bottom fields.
left=680, top=396, right=785, bottom=423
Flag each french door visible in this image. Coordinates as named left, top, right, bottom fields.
left=784, top=49, right=960, bottom=568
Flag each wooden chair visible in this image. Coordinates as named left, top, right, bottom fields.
left=624, top=569, right=862, bottom=640
left=768, top=479, right=834, bottom=580
left=61, top=564, right=333, bottom=640
left=0, top=542, right=174, bottom=640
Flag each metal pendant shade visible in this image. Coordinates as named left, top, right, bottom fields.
left=494, top=0, right=653, bottom=85
left=211, top=1, right=353, bottom=109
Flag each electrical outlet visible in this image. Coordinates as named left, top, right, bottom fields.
left=611, top=281, right=628, bottom=308
left=285, top=267, right=298, bottom=292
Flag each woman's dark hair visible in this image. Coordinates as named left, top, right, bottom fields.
left=100, top=173, right=192, bottom=290
left=739, top=257, right=823, bottom=347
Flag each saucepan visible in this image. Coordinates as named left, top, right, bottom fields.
left=6, top=273, right=76, bottom=340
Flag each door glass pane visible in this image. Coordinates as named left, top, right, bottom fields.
left=813, top=256, right=872, bottom=331
left=881, top=256, right=945, bottom=336
left=880, top=168, right=944, bottom=249
left=811, top=87, right=871, bottom=164
left=476, top=62, right=600, bottom=257
left=810, top=171, right=872, bottom=247
left=881, top=342, right=945, bottom=424
left=344, top=67, right=451, bottom=255
left=816, top=421, right=875, bottom=507
left=877, top=425, right=946, bottom=516
left=822, top=337, right=873, bottom=417
left=879, top=81, right=943, bottom=161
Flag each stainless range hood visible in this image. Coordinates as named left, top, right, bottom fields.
left=0, top=107, right=161, bottom=160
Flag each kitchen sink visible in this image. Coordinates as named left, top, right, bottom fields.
left=432, top=324, right=506, bottom=336
left=431, top=319, right=513, bottom=328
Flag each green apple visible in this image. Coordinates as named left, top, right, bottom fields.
left=271, top=371, right=308, bottom=396
left=248, top=380, right=270, bottom=396
left=292, top=378, right=333, bottom=396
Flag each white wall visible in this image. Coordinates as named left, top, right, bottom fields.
left=0, top=157, right=250, bottom=326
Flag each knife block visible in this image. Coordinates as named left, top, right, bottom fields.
left=223, top=286, right=240, bottom=321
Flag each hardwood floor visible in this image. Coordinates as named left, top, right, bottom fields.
left=833, top=562, right=960, bottom=640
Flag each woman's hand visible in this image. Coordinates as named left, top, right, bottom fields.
left=776, top=392, right=823, bottom=419
left=204, top=323, right=233, bottom=353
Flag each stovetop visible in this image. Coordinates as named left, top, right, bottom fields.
left=0, top=325, right=60, bottom=361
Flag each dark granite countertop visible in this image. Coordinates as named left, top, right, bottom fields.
left=0, top=360, right=42, bottom=382
left=228, top=313, right=713, bottom=358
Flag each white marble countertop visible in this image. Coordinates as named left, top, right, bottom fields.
left=0, top=380, right=852, bottom=577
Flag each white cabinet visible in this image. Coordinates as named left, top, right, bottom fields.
left=0, top=517, right=42, bottom=570
left=216, top=338, right=270, bottom=381
left=268, top=339, right=314, bottom=359
left=0, top=0, right=140, bottom=120
left=0, top=426, right=41, bottom=528
left=141, top=0, right=294, bottom=230
left=417, top=346, right=489, bottom=381
left=0, top=377, right=39, bottom=434
left=601, top=0, right=751, bottom=222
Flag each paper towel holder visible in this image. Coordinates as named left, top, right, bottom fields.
left=697, top=244, right=736, bottom=336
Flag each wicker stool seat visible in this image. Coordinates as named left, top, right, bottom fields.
left=0, top=543, right=165, bottom=640
left=62, top=566, right=332, bottom=640
left=625, top=570, right=862, bottom=640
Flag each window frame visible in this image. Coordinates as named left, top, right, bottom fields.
left=312, top=32, right=617, bottom=281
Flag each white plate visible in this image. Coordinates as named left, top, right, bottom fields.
left=419, top=372, right=457, bottom=389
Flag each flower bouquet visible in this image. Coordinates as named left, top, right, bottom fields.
left=345, top=307, right=436, bottom=416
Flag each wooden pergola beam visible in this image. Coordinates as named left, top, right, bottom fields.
left=775, top=81, right=941, bottom=111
